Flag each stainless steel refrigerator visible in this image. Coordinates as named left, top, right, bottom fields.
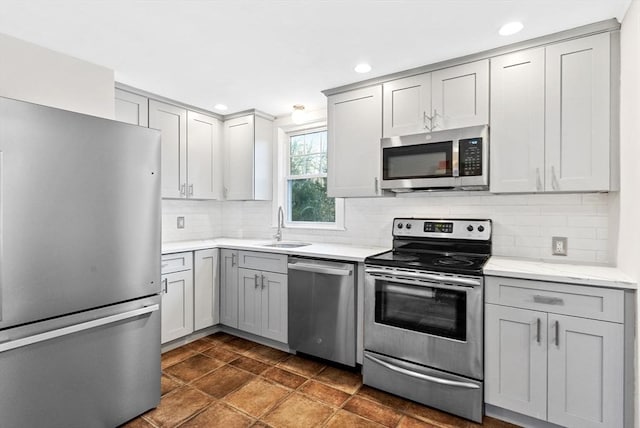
left=0, top=96, right=162, bottom=427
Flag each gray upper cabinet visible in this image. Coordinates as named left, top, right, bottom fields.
left=149, top=100, right=187, bottom=199
left=382, top=60, right=488, bottom=137
left=490, top=48, right=546, bottom=193
left=114, top=89, right=148, bottom=127
left=383, top=74, right=431, bottom=137
left=187, top=111, right=222, bottom=200
left=149, top=100, right=221, bottom=200
left=491, top=33, right=614, bottom=193
left=545, top=33, right=611, bottom=192
left=430, top=60, right=489, bottom=131
left=223, top=114, right=273, bottom=201
left=327, top=85, right=383, bottom=197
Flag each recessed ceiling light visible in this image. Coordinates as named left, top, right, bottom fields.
left=214, top=104, right=228, bottom=111
left=354, top=63, right=372, bottom=73
left=499, top=21, right=524, bottom=36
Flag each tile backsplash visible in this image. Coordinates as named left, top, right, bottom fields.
left=163, top=192, right=613, bottom=264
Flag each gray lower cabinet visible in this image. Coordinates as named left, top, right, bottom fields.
left=485, top=276, right=625, bottom=428
left=160, top=252, right=194, bottom=344
left=194, top=249, right=219, bottom=330
left=236, top=251, right=288, bottom=343
left=220, top=249, right=239, bottom=328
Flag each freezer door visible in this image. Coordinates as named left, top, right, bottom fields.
left=0, top=97, right=161, bottom=328
left=0, top=295, right=161, bottom=428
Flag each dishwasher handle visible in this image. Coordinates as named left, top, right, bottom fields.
left=288, top=261, right=353, bottom=276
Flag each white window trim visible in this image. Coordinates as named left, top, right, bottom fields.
left=274, top=121, right=345, bottom=231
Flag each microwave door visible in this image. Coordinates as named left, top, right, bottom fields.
left=382, top=140, right=458, bottom=189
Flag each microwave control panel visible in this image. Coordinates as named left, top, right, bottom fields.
left=459, top=138, right=483, bottom=176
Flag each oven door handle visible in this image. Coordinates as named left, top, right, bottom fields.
left=364, top=353, right=480, bottom=389
left=365, top=267, right=481, bottom=287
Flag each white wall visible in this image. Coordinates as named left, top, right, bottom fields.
left=0, top=32, right=114, bottom=118
left=618, top=2, right=640, bottom=427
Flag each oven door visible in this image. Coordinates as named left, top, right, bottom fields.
left=364, top=266, right=483, bottom=380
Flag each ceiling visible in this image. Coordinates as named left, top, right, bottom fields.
left=0, top=0, right=631, bottom=117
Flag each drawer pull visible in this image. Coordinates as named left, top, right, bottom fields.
left=533, top=295, right=564, bottom=305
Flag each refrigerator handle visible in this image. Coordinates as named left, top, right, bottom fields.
left=0, top=304, right=159, bottom=354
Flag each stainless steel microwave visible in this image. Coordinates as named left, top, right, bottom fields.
left=381, top=125, right=489, bottom=192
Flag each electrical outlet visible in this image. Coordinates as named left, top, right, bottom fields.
left=177, top=216, right=185, bottom=229
left=552, top=236, right=567, bottom=256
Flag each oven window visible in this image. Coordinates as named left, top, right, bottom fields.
left=375, top=280, right=466, bottom=341
left=382, top=142, right=452, bottom=180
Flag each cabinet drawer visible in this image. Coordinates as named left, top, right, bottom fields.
left=485, top=276, right=624, bottom=323
left=238, top=251, right=287, bottom=274
left=161, top=252, right=193, bottom=274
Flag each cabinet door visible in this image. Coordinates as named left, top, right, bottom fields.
left=219, top=249, right=238, bottom=328
left=545, top=33, right=610, bottom=191
left=261, top=272, right=287, bottom=343
left=547, top=315, right=623, bottom=428
left=149, top=100, right=187, bottom=199
left=382, top=73, right=431, bottom=137
left=431, top=59, right=489, bottom=130
left=187, top=111, right=221, bottom=200
left=237, top=268, right=262, bottom=336
left=115, top=89, right=148, bottom=127
left=485, top=304, right=547, bottom=420
left=224, top=115, right=255, bottom=200
left=490, top=49, right=545, bottom=193
left=194, top=249, right=219, bottom=330
left=327, top=85, right=383, bottom=197
left=161, top=270, right=194, bottom=344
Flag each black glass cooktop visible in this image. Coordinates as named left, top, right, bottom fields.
left=365, top=249, right=490, bottom=275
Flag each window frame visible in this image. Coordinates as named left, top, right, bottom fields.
left=276, top=123, right=344, bottom=231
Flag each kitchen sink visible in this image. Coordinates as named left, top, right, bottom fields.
left=261, top=242, right=311, bottom=248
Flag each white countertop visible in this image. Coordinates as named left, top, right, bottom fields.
left=162, top=238, right=388, bottom=263
left=484, top=256, right=636, bottom=289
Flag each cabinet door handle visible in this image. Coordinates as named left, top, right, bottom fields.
left=423, top=111, right=432, bottom=131
left=254, top=274, right=260, bottom=288
left=554, top=320, right=560, bottom=347
left=180, top=184, right=186, bottom=196
left=374, top=177, right=379, bottom=193
left=162, top=278, right=168, bottom=294
left=188, top=184, right=194, bottom=196
left=536, top=168, right=542, bottom=191
left=535, top=318, right=541, bottom=344
left=231, top=253, right=236, bottom=267
left=432, top=108, right=439, bottom=130
left=261, top=274, right=266, bottom=289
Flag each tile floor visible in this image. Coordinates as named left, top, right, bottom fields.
left=124, top=332, right=519, bottom=428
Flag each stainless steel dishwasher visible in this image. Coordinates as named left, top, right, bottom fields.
left=288, top=257, right=356, bottom=367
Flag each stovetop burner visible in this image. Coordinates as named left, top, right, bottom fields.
left=365, top=218, right=492, bottom=275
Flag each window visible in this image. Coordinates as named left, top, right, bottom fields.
left=285, top=128, right=337, bottom=225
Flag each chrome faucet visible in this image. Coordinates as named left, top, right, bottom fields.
left=274, top=206, right=285, bottom=241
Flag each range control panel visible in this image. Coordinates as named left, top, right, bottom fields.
left=393, top=218, right=492, bottom=241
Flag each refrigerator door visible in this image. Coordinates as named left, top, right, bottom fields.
left=0, top=295, right=161, bottom=428
left=0, top=97, right=161, bottom=328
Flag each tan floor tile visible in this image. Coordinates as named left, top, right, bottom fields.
left=343, top=396, right=403, bottom=427
left=207, top=331, right=235, bottom=343
left=313, top=365, right=362, bottom=394
left=164, top=354, right=224, bottom=383
left=396, top=415, right=440, bottom=428
left=221, top=337, right=258, bottom=353
left=299, top=380, right=350, bottom=407
left=182, top=336, right=216, bottom=352
left=161, top=347, right=197, bottom=369
left=404, top=402, right=483, bottom=427
left=262, top=366, right=308, bottom=389
left=262, top=392, right=335, bottom=428
left=245, top=343, right=290, bottom=364
left=161, top=373, right=182, bottom=396
left=192, top=365, right=255, bottom=399
left=224, top=377, right=291, bottom=418
left=229, top=355, right=270, bottom=375
left=277, top=355, right=326, bottom=377
left=356, top=385, right=410, bottom=412
left=180, top=402, right=254, bottom=428
left=144, top=386, right=212, bottom=427
left=203, top=345, right=241, bottom=363
left=325, top=410, right=386, bottom=428
left=119, top=416, right=155, bottom=428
